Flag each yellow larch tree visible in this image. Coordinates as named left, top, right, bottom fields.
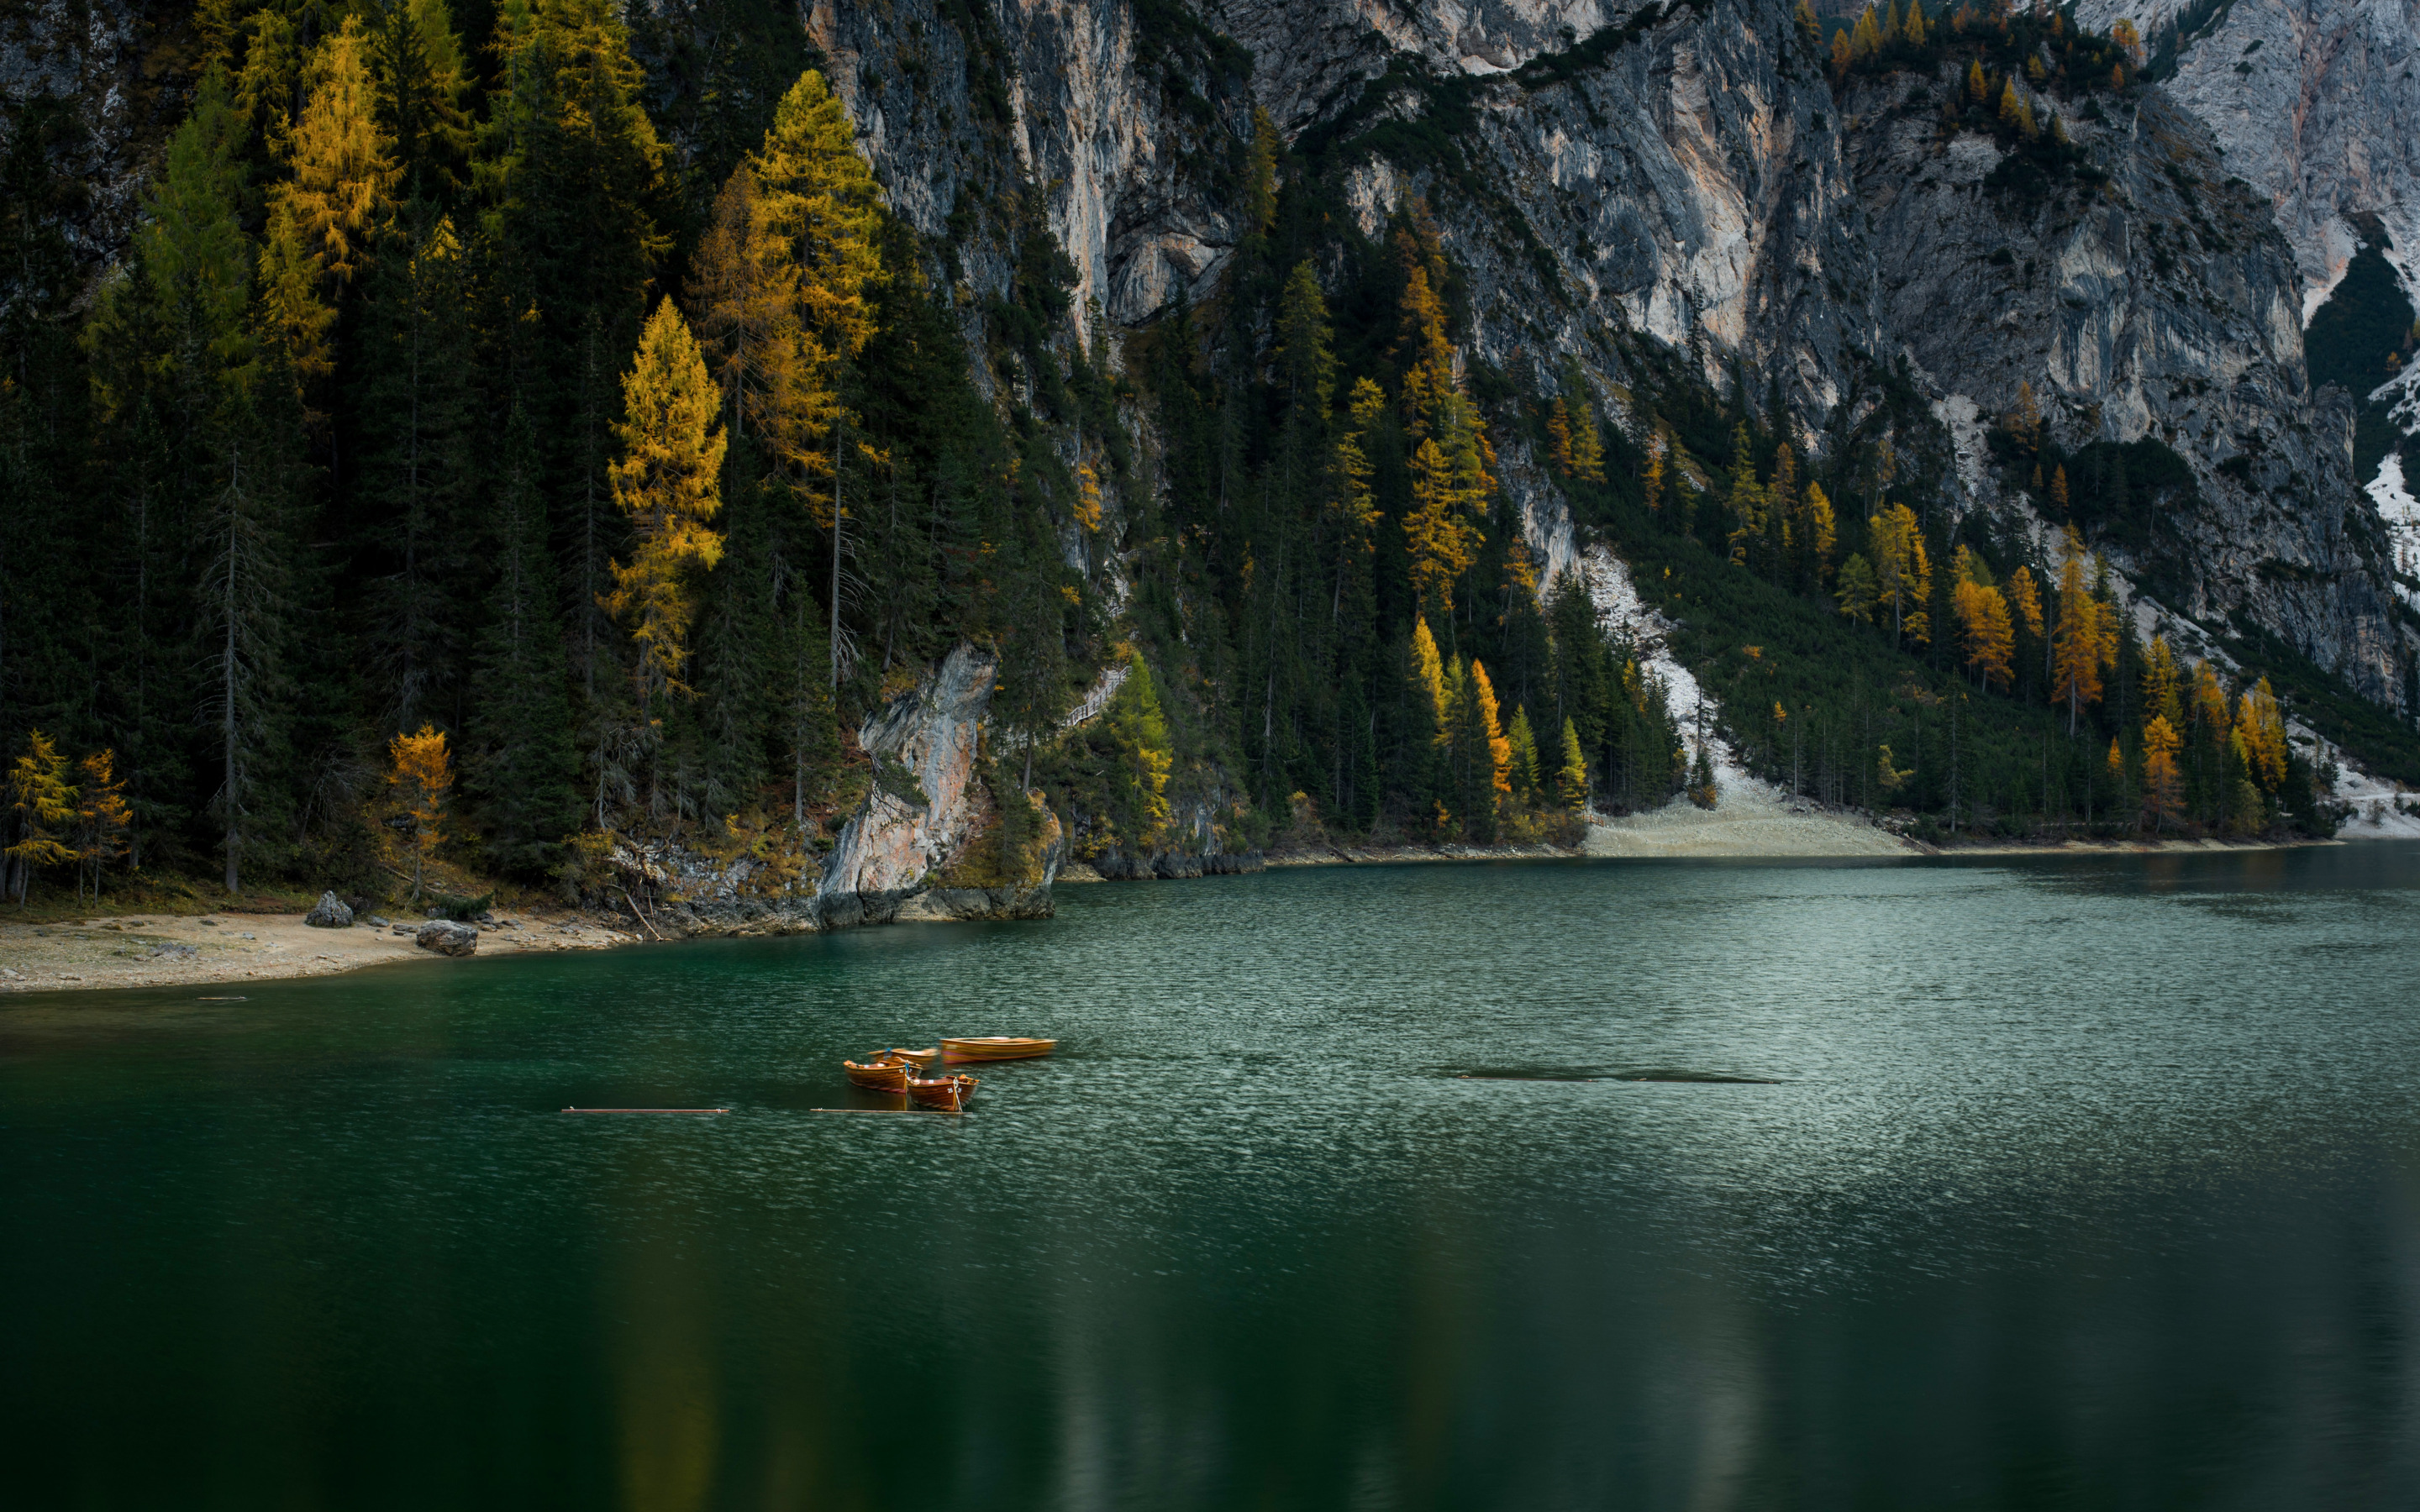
left=72, top=751, right=133, bottom=902
left=1723, top=423, right=1766, bottom=568
left=1470, top=660, right=1512, bottom=798
left=279, top=18, right=397, bottom=295
left=689, top=162, right=809, bottom=470
left=2141, top=715, right=2183, bottom=830
left=386, top=723, right=452, bottom=901
left=1954, top=579, right=2015, bottom=690
left=5, top=732, right=76, bottom=906
left=750, top=71, right=885, bottom=683
left=2141, top=636, right=2182, bottom=727
left=1566, top=392, right=1605, bottom=483
left=1869, top=502, right=1931, bottom=646
left=261, top=17, right=397, bottom=393
left=1410, top=616, right=1452, bottom=748
left=1802, top=480, right=1838, bottom=581
left=607, top=299, right=729, bottom=713
left=1558, top=717, right=1589, bottom=812
left=2006, top=564, right=2043, bottom=641
left=2050, top=528, right=2111, bottom=732
left=1547, top=398, right=1575, bottom=475
left=2235, top=679, right=2288, bottom=790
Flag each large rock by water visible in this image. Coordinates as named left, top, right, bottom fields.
left=303, top=892, right=353, bottom=928
left=414, top=921, right=479, bottom=957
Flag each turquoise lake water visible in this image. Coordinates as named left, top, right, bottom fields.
left=6, top=844, right=2420, bottom=1508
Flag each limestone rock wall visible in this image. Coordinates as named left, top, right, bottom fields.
left=2074, top=0, right=2420, bottom=312
left=1839, top=69, right=2403, bottom=696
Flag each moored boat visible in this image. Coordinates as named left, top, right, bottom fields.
left=842, top=1052, right=916, bottom=1092
left=906, top=1074, right=979, bottom=1111
left=941, top=1037, right=1056, bottom=1063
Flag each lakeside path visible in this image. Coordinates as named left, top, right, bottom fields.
left=0, top=911, right=637, bottom=995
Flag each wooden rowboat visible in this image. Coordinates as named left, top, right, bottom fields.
left=941, top=1037, right=1056, bottom=1063
left=906, top=1074, right=978, bottom=1111
left=894, top=1046, right=941, bottom=1068
left=842, top=1052, right=916, bottom=1092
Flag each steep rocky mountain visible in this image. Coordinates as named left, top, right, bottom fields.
left=1839, top=59, right=2400, bottom=694
left=2063, top=0, right=2420, bottom=620
left=792, top=0, right=2411, bottom=701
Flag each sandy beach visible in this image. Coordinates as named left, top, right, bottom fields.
left=0, top=909, right=639, bottom=995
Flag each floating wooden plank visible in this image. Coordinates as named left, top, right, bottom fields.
left=561, top=1106, right=729, bottom=1114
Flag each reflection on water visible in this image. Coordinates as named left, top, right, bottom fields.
left=5, top=843, right=2420, bottom=1507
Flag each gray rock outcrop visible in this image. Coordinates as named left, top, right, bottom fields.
left=414, top=921, right=479, bottom=957
left=303, top=892, right=353, bottom=928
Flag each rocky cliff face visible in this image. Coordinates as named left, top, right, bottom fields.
left=2073, top=0, right=2420, bottom=312
left=1839, top=66, right=2403, bottom=695
left=808, top=0, right=2407, bottom=696
left=807, top=0, right=1248, bottom=328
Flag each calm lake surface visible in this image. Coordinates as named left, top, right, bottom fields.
left=7, top=845, right=2420, bottom=1508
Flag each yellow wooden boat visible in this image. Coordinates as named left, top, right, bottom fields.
left=842, top=1052, right=916, bottom=1092
left=907, top=1073, right=979, bottom=1111
left=941, top=1037, right=1056, bottom=1063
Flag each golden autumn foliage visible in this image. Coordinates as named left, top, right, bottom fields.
left=72, top=751, right=133, bottom=901
left=1470, top=659, right=1512, bottom=797
left=279, top=18, right=397, bottom=293
left=2051, top=528, right=2113, bottom=731
left=2235, top=679, right=2289, bottom=791
left=1392, top=202, right=1493, bottom=612
left=607, top=299, right=728, bottom=704
left=2141, top=637, right=2181, bottom=727
left=2005, top=564, right=2043, bottom=639
left=387, top=723, right=453, bottom=900
left=1869, top=502, right=1930, bottom=645
left=1953, top=577, right=2015, bottom=690
left=1802, top=479, right=1838, bottom=579
left=2141, top=715, right=2183, bottom=828
left=1411, top=617, right=1451, bottom=745
left=5, top=732, right=77, bottom=905
left=1558, top=717, right=1589, bottom=812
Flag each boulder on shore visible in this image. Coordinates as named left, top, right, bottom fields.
left=304, top=891, right=354, bottom=927
left=414, top=920, right=478, bottom=957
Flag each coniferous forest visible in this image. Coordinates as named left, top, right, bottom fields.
left=0, top=0, right=2391, bottom=909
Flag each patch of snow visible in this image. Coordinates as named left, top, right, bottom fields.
left=2367, top=452, right=2420, bottom=610
left=2326, top=746, right=2420, bottom=841
left=1572, top=544, right=1780, bottom=808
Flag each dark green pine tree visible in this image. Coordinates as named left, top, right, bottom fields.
left=0, top=92, right=103, bottom=781
left=468, top=402, right=581, bottom=876
left=369, top=0, right=475, bottom=204
left=691, top=441, right=777, bottom=818
left=480, top=0, right=671, bottom=790
left=354, top=200, right=477, bottom=734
